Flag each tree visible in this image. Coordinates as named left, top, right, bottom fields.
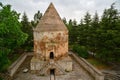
left=84, top=12, right=92, bottom=27
left=21, top=12, right=33, bottom=51
left=67, top=19, right=79, bottom=45
left=0, top=3, right=28, bottom=72
left=62, top=17, right=67, bottom=25
left=89, top=12, right=100, bottom=52
left=33, top=10, right=42, bottom=27
left=72, top=19, right=77, bottom=26
left=95, top=3, right=120, bottom=62
left=80, top=12, right=92, bottom=47
left=77, top=19, right=85, bottom=45
left=92, top=11, right=99, bottom=28
left=68, top=19, right=73, bottom=30
left=80, top=19, right=84, bottom=26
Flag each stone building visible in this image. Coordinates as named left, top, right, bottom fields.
left=31, top=3, right=72, bottom=76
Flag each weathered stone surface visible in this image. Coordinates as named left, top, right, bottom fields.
left=33, top=31, right=68, bottom=60
left=31, top=3, right=72, bottom=76
left=70, top=51, right=104, bottom=80
left=8, top=53, right=27, bottom=77
left=57, top=56, right=72, bottom=72
left=31, top=56, right=72, bottom=75
left=31, top=57, right=44, bottom=70
left=34, top=3, right=68, bottom=32
left=13, top=55, right=94, bottom=80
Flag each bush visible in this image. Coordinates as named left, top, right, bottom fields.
left=72, top=44, right=89, bottom=59
left=0, top=49, right=11, bottom=72
left=0, top=77, right=3, bottom=80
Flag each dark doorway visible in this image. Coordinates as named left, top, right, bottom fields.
left=50, top=69, right=55, bottom=80
left=50, top=52, right=54, bottom=59
left=50, top=69, right=55, bottom=75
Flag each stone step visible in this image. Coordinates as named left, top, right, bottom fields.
left=40, top=61, right=66, bottom=75
left=54, top=62, right=66, bottom=74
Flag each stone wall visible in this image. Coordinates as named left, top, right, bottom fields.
left=31, top=57, right=45, bottom=70
left=8, top=53, right=33, bottom=77
left=31, top=56, right=73, bottom=75
left=57, top=57, right=72, bottom=72
left=34, top=31, right=68, bottom=60
left=71, top=52, right=104, bottom=80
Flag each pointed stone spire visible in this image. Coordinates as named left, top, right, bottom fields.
left=35, top=3, right=68, bottom=31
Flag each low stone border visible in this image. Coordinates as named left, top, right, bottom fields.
left=70, top=52, right=104, bottom=80
left=8, top=51, right=104, bottom=80
left=8, top=52, right=33, bottom=77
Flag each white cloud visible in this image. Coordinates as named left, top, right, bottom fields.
left=1, top=0, right=119, bottom=22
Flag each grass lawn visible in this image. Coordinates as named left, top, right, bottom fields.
left=86, top=57, right=111, bottom=70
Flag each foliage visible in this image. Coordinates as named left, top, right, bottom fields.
left=67, top=3, right=120, bottom=63
left=21, top=12, right=33, bottom=51
left=95, top=3, right=120, bottom=62
left=62, top=17, right=67, bottom=25
left=86, top=57, right=108, bottom=70
left=67, top=19, right=79, bottom=45
left=0, top=49, right=10, bottom=72
left=32, top=10, right=42, bottom=27
left=72, top=44, right=89, bottom=59
left=0, top=77, right=3, bottom=80
left=0, top=2, right=120, bottom=72
left=0, top=3, right=28, bottom=72
left=80, top=12, right=92, bottom=47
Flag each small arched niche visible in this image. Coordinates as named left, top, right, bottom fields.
left=50, top=52, right=54, bottom=59
left=50, top=69, right=55, bottom=75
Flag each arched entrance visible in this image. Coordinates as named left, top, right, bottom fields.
left=50, top=52, right=54, bottom=59
left=50, top=69, right=55, bottom=80
left=50, top=69, right=55, bottom=75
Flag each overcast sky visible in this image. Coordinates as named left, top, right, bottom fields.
left=1, top=0, right=120, bottom=22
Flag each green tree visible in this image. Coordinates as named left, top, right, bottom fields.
left=77, top=19, right=85, bottom=45
left=62, top=17, right=67, bottom=25
left=89, top=12, right=100, bottom=52
left=92, top=12, right=99, bottom=29
left=0, top=3, right=28, bottom=72
left=67, top=19, right=79, bottom=45
left=80, top=19, right=84, bottom=26
left=95, top=3, right=120, bottom=62
left=68, top=19, right=72, bottom=30
left=80, top=12, right=92, bottom=46
left=84, top=12, right=92, bottom=27
left=72, top=19, right=77, bottom=26
left=67, top=19, right=73, bottom=44
left=21, top=12, right=33, bottom=51
left=33, top=10, right=42, bottom=27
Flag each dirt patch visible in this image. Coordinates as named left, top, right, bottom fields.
left=13, top=56, right=32, bottom=79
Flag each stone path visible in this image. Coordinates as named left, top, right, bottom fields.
left=13, top=55, right=94, bottom=80
left=102, top=64, right=120, bottom=80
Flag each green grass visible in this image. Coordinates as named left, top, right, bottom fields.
left=86, top=57, right=110, bottom=70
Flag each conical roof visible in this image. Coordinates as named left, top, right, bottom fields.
left=34, top=3, right=68, bottom=32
